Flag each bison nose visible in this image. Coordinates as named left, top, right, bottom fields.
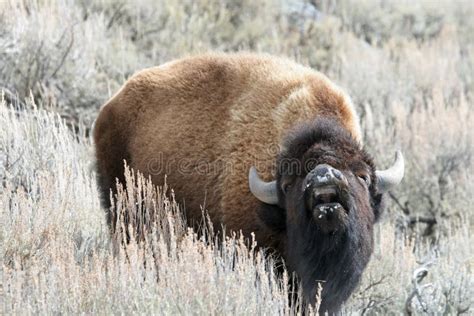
left=304, top=164, right=350, bottom=234
left=304, top=164, right=348, bottom=208
left=307, top=164, right=346, bottom=187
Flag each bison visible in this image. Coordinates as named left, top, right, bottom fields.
left=94, top=52, right=404, bottom=314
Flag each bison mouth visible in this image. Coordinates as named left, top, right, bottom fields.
left=313, top=186, right=340, bottom=206
left=306, top=185, right=349, bottom=234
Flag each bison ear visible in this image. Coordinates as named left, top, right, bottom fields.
left=372, top=192, right=385, bottom=222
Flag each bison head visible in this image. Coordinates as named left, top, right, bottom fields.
left=248, top=118, right=404, bottom=314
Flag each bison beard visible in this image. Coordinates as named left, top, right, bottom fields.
left=258, top=118, right=382, bottom=314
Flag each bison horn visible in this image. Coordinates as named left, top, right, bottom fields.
left=248, top=167, right=279, bottom=205
left=376, top=150, right=405, bottom=193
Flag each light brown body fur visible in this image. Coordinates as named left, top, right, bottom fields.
left=94, top=52, right=361, bottom=244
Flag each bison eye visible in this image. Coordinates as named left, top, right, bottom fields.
left=357, top=174, right=371, bottom=186
left=281, top=180, right=292, bottom=195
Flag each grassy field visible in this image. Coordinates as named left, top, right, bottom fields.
left=1, top=0, right=473, bottom=314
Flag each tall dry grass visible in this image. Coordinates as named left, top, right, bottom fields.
left=1, top=0, right=473, bottom=314
left=1, top=97, right=471, bottom=314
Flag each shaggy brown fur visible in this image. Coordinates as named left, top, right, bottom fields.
left=94, top=52, right=361, bottom=237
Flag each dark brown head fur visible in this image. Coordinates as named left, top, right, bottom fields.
left=259, top=118, right=384, bottom=314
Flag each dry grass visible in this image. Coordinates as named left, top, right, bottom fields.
left=1, top=0, right=473, bottom=314
left=0, top=100, right=304, bottom=314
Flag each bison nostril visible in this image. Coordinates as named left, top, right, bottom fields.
left=332, top=169, right=342, bottom=180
